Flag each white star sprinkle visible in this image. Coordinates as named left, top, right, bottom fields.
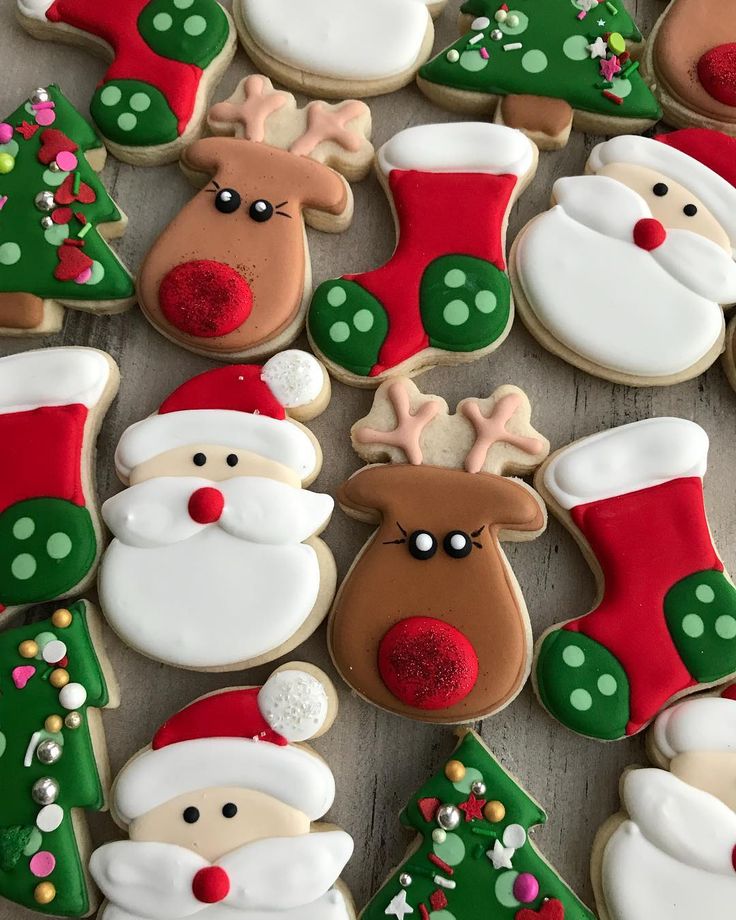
left=487, top=839, right=516, bottom=870
left=385, top=891, right=414, bottom=920
left=587, top=36, right=608, bottom=58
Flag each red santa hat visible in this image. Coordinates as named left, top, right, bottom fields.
left=588, top=128, right=736, bottom=253
left=114, top=351, right=326, bottom=482
left=113, top=668, right=336, bottom=824
left=652, top=686, right=736, bottom=761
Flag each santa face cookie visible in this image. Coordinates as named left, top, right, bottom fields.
left=592, top=686, right=736, bottom=920
left=98, top=350, right=337, bottom=671
left=417, top=0, right=660, bottom=150
left=511, top=128, right=736, bottom=386
left=329, top=379, right=549, bottom=723
left=89, top=665, right=355, bottom=920
left=17, top=0, right=236, bottom=166
left=308, top=123, right=537, bottom=386
left=138, top=76, right=373, bottom=362
left=0, top=347, right=118, bottom=619
left=534, top=418, right=736, bottom=742
left=0, top=602, right=118, bottom=917
left=234, top=0, right=445, bottom=99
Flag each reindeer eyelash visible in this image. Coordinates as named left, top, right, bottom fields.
left=275, top=201, right=292, bottom=219
left=383, top=521, right=407, bottom=545
left=205, top=180, right=221, bottom=194
left=472, top=525, right=485, bottom=549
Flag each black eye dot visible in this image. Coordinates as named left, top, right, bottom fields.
left=443, top=531, right=472, bottom=559
left=226, top=453, right=239, bottom=467
left=222, top=803, right=238, bottom=818
left=193, top=452, right=207, bottom=467
left=653, top=183, right=668, bottom=197
left=214, top=188, right=241, bottom=214
left=249, top=199, right=274, bottom=223
left=683, top=203, right=698, bottom=217
left=183, top=806, right=200, bottom=824
left=408, top=530, right=437, bottom=561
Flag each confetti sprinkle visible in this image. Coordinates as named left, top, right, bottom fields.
left=503, top=42, right=522, bottom=50
left=603, top=90, right=624, bottom=104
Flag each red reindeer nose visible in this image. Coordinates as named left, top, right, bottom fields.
left=192, top=867, right=230, bottom=904
left=188, top=487, right=224, bottom=524
left=633, top=218, right=667, bottom=251
left=698, top=44, right=736, bottom=106
left=378, top=616, right=479, bottom=710
left=159, top=260, right=253, bottom=338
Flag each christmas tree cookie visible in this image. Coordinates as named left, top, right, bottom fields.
left=0, top=85, right=134, bottom=334
left=0, top=601, right=118, bottom=917
left=364, top=730, right=595, bottom=920
left=417, top=0, right=661, bottom=149
left=17, top=0, right=237, bottom=165
left=534, top=418, right=736, bottom=742
left=308, top=123, right=537, bottom=386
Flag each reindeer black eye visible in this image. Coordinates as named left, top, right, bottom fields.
left=408, top=531, right=437, bottom=560
left=653, top=183, right=668, bottom=197
left=443, top=531, right=472, bottom=559
left=214, top=188, right=241, bottom=213
left=193, top=452, right=207, bottom=467
left=249, top=199, right=274, bottom=222
left=183, top=806, right=200, bottom=823
left=683, top=203, right=698, bottom=217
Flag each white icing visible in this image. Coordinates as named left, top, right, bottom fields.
left=543, top=418, right=708, bottom=509
left=378, top=123, right=534, bottom=177
left=16, top=0, right=53, bottom=21
left=258, top=670, right=329, bottom=742
left=261, top=351, right=325, bottom=409
left=241, top=0, right=430, bottom=80
left=0, top=347, right=111, bottom=415
left=654, top=698, right=736, bottom=760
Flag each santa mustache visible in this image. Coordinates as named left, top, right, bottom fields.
left=90, top=831, right=354, bottom=920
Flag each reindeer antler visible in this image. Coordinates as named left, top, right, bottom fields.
left=290, top=100, right=369, bottom=158
left=461, top=393, right=546, bottom=474
left=354, top=380, right=441, bottom=465
left=208, top=74, right=289, bottom=143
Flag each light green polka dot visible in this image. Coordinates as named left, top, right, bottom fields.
left=562, top=645, right=585, bottom=668
left=598, top=674, right=618, bottom=696
left=130, top=92, right=152, bottom=113
left=445, top=269, right=467, bottom=288
left=430, top=912, right=456, bottom=920
left=329, top=321, right=350, bottom=343
left=452, top=766, right=483, bottom=794
left=87, top=261, right=105, bottom=285
left=460, top=50, right=489, bottom=72
left=47, top=532, right=72, bottom=560
left=0, top=242, right=21, bottom=266
left=44, top=224, right=69, bottom=246
left=494, top=872, right=520, bottom=909
left=327, top=286, right=347, bottom=307
left=433, top=832, right=465, bottom=867
left=33, top=632, right=57, bottom=655
left=118, top=113, right=138, bottom=132
left=100, top=85, right=122, bottom=106
left=43, top=168, right=68, bottom=187
left=696, top=584, right=716, bottom=604
left=0, top=732, right=5, bottom=759
left=12, top=517, right=35, bottom=540
left=0, top=140, right=18, bottom=157
left=682, top=613, right=705, bottom=638
left=353, top=309, right=374, bottom=332
left=475, top=290, right=497, bottom=313
left=609, top=78, right=632, bottom=99
left=11, top=553, right=36, bottom=581
left=500, top=10, right=528, bottom=34
left=563, top=34, right=590, bottom=60
left=153, top=12, right=173, bottom=30
left=174, top=0, right=194, bottom=6
left=570, top=688, right=593, bottom=711
left=443, top=300, right=470, bottom=326
left=716, top=615, right=736, bottom=640
left=184, top=14, right=207, bottom=35
left=521, top=49, right=548, bottom=73
left=23, top=827, right=42, bottom=856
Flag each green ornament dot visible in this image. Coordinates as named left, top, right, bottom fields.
left=118, top=113, right=138, bottom=132
left=130, top=92, right=152, bottom=113
left=87, top=261, right=106, bottom=285
left=500, top=9, right=528, bottom=34
left=33, top=632, right=57, bottom=655
left=521, top=49, right=548, bottom=73
left=570, top=688, right=593, bottom=711
left=562, top=645, right=585, bottom=668
left=174, top=0, right=194, bottom=6
left=0, top=242, right=21, bottom=266
left=563, top=34, right=590, bottom=60
left=12, top=517, right=35, bottom=540
left=44, top=224, right=69, bottom=246
left=460, top=50, right=489, bottom=72
left=47, top=532, right=72, bottom=560
left=475, top=290, right=497, bottom=313
left=452, top=766, right=483, bottom=794
left=715, top=615, right=736, bottom=640
left=444, top=269, right=467, bottom=288
left=696, top=584, right=716, bottom=604
left=429, top=912, right=457, bottom=920
left=495, top=871, right=520, bottom=909
left=22, top=827, right=42, bottom=857
left=597, top=674, right=618, bottom=696
left=184, top=14, right=207, bottom=35
left=682, top=613, right=705, bottom=638
left=153, top=12, right=173, bottom=30
left=443, top=300, right=470, bottom=326
left=43, top=168, right=68, bottom=187
left=609, top=77, right=632, bottom=99
left=353, top=309, right=375, bottom=333
left=327, top=286, right=347, bottom=307
left=11, top=553, right=36, bottom=581
left=0, top=140, right=19, bottom=157
left=99, top=85, right=122, bottom=106
left=329, top=321, right=351, bottom=343
left=0, top=731, right=5, bottom=760
left=432, top=832, right=466, bottom=867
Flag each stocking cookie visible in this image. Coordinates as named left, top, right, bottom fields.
left=592, top=686, right=736, bottom=920
left=0, top=347, right=118, bottom=620
left=0, top=601, right=118, bottom=917
left=416, top=0, right=660, bottom=150
left=511, top=128, right=736, bottom=386
left=89, top=664, right=355, bottom=920
left=234, top=0, right=446, bottom=99
left=18, top=0, right=236, bottom=165
left=534, top=418, right=736, bottom=742
left=308, top=123, right=537, bottom=386
left=329, top=379, right=549, bottom=723
left=138, top=76, right=373, bottom=362
left=98, top=350, right=337, bottom=671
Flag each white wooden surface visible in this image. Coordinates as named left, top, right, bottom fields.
left=2, top=1, right=736, bottom=918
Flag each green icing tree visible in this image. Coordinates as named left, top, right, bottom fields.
left=0, top=84, right=134, bottom=334
left=363, top=731, right=594, bottom=920
left=0, top=601, right=115, bottom=916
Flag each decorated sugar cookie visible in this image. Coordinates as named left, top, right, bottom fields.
left=534, top=418, right=736, bottom=742
left=592, top=686, right=736, bottom=920
left=0, top=86, right=134, bottom=334
left=643, top=0, right=736, bottom=136
left=511, top=128, right=736, bottom=386
left=0, top=601, right=118, bottom=917
left=89, top=664, right=355, bottom=920
left=417, top=0, right=660, bottom=150
left=329, top=379, right=549, bottom=723
left=364, top=730, right=595, bottom=920
left=308, top=123, right=536, bottom=386
left=138, top=75, right=373, bottom=362
left=0, top=348, right=118, bottom=619
left=234, top=0, right=446, bottom=99
left=98, top=350, right=337, bottom=671
left=17, top=0, right=237, bottom=165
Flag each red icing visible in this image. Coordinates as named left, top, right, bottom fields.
left=419, top=905, right=430, bottom=920
left=192, top=867, right=230, bottom=904
left=417, top=797, right=440, bottom=823
left=427, top=853, right=453, bottom=875
left=516, top=900, right=565, bottom=920
left=457, top=793, right=486, bottom=822
left=377, top=616, right=479, bottom=710
left=16, top=121, right=38, bottom=140
left=430, top=891, right=447, bottom=911
left=52, top=207, right=74, bottom=225
left=159, top=365, right=286, bottom=420
left=654, top=129, right=736, bottom=187
left=697, top=44, right=736, bottom=108
left=37, top=128, right=78, bottom=165
left=54, top=243, right=93, bottom=282
left=55, top=174, right=96, bottom=206
left=732, top=843, right=736, bottom=872
left=722, top=684, right=736, bottom=701
left=159, top=260, right=253, bottom=338
left=633, top=218, right=666, bottom=251
left=188, top=486, right=224, bottom=524
left=564, top=477, right=719, bottom=734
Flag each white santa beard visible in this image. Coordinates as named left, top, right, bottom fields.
left=516, top=208, right=725, bottom=377
left=98, top=528, right=321, bottom=668
left=100, top=889, right=351, bottom=920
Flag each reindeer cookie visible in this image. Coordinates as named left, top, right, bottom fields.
left=329, top=379, right=549, bottom=724
left=17, top=0, right=237, bottom=165
left=137, top=76, right=373, bottom=362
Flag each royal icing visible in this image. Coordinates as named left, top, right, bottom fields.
left=308, top=123, right=535, bottom=384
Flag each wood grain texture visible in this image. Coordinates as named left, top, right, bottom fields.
left=2, top=1, right=736, bottom=917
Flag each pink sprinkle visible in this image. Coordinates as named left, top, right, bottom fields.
left=480, top=47, right=490, bottom=59
left=12, top=665, right=36, bottom=689
left=0, top=197, right=8, bottom=211
left=577, top=9, right=586, bottom=18
left=0, top=123, right=12, bottom=145
left=56, top=151, right=78, bottom=172
left=512, top=873, right=540, bottom=904
left=35, top=109, right=56, bottom=127
left=32, top=101, right=55, bottom=111
left=30, top=852, right=56, bottom=878
left=74, top=267, right=93, bottom=285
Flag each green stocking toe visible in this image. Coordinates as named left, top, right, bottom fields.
left=91, top=80, right=178, bottom=147
left=309, top=280, right=389, bottom=377
left=138, top=0, right=231, bottom=66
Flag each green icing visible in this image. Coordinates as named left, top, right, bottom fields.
left=0, top=602, right=110, bottom=916
left=419, top=0, right=661, bottom=122
left=138, top=0, right=231, bottom=68
left=90, top=79, right=179, bottom=147
left=362, top=732, right=595, bottom=920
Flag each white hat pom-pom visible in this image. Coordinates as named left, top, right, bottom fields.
left=258, top=669, right=329, bottom=742
left=261, top=350, right=325, bottom=409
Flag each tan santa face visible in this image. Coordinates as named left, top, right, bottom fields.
left=598, top=163, right=731, bottom=251
left=669, top=751, right=736, bottom=812
left=128, top=445, right=300, bottom=487
left=128, top=787, right=311, bottom=862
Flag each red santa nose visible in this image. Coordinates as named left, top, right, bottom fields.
left=633, top=218, right=667, bottom=251
left=192, top=866, right=230, bottom=903
left=188, top=487, right=225, bottom=524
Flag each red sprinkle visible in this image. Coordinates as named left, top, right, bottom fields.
left=419, top=906, right=430, bottom=920
left=16, top=121, right=38, bottom=140
left=428, top=853, right=454, bottom=875
left=417, top=797, right=441, bottom=823
left=430, top=891, right=448, bottom=911
left=603, top=90, right=624, bottom=104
